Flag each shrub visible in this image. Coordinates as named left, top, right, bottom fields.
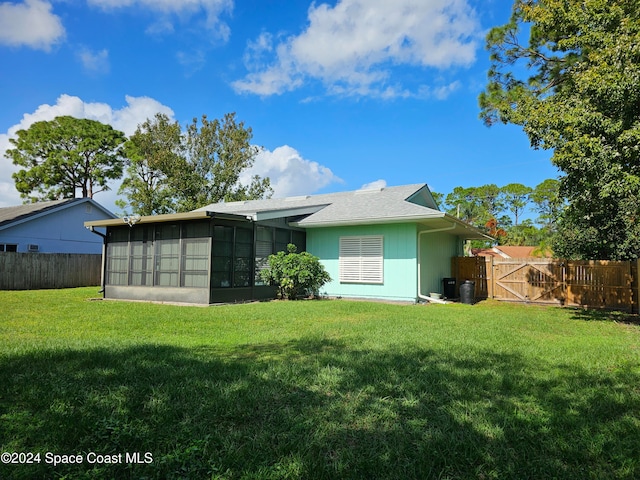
left=260, top=244, right=331, bottom=299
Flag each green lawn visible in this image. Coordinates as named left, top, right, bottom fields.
left=1, top=288, right=639, bottom=480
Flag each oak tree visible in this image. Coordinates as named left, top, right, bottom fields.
left=119, top=112, right=272, bottom=214
left=117, top=113, right=182, bottom=215
left=179, top=113, right=272, bottom=211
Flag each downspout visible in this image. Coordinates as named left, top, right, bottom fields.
left=87, top=226, right=107, bottom=295
left=417, top=223, right=456, bottom=303
left=250, top=216, right=256, bottom=301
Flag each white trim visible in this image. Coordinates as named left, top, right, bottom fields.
left=339, top=235, right=384, bottom=284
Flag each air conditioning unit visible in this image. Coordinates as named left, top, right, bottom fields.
left=27, top=244, right=39, bottom=252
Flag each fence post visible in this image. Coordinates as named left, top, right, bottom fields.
left=635, top=259, right=640, bottom=314
left=488, top=256, right=494, bottom=299
left=451, top=257, right=458, bottom=286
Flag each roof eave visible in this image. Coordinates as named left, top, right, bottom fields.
left=293, top=213, right=492, bottom=241
left=84, top=210, right=252, bottom=228
left=292, top=213, right=446, bottom=228
left=441, top=213, right=494, bottom=241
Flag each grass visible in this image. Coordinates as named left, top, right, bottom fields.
left=1, top=288, right=639, bottom=479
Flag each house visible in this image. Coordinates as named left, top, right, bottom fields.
left=0, top=198, right=116, bottom=254
left=84, top=184, right=491, bottom=304
left=472, top=245, right=551, bottom=258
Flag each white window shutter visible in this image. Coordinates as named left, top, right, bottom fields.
left=339, top=236, right=383, bottom=283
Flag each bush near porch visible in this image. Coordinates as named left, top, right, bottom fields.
left=1, top=288, right=639, bottom=479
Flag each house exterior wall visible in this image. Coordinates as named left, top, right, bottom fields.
left=0, top=202, right=108, bottom=254
left=418, top=229, right=463, bottom=298
left=306, top=223, right=419, bottom=302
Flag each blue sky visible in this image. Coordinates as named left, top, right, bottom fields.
left=0, top=0, right=560, bottom=215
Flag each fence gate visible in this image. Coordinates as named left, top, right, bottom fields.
left=493, top=259, right=564, bottom=305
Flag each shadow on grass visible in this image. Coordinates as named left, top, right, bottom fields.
left=568, top=308, right=640, bottom=326
left=1, top=338, right=639, bottom=479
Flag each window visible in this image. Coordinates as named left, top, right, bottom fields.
left=0, top=244, right=18, bottom=252
left=211, top=225, right=233, bottom=288
left=181, top=222, right=210, bottom=288
left=211, top=225, right=253, bottom=288
left=106, top=228, right=130, bottom=285
left=130, top=226, right=153, bottom=286
left=154, top=224, right=180, bottom=287
left=339, top=235, right=384, bottom=284
left=275, top=228, right=290, bottom=253
left=274, top=228, right=306, bottom=253
left=291, top=230, right=306, bottom=252
left=255, top=226, right=273, bottom=285
left=234, top=227, right=253, bottom=287
left=253, top=227, right=306, bottom=286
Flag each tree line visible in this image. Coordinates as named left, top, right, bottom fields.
left=5, top=113, right=272, bottom=215
left=432, top=180, right=562, bottom=250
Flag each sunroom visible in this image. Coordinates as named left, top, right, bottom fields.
left=85, top=211, right=305, bottom=304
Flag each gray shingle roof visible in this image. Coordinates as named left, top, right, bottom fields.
left=196, top=184, right=444, bottom=227
left=0, top=199, right=78, bottom=228
left=83, top=184, right=489, bottom=239
left=0, top=198, right=117, bottom=229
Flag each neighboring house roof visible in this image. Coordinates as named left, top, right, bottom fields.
left=85, top=183, right=491, bottom=240
left=472, top=248, right=501, bottom=258
left=0, top=198, right=116, bottom=231
left=473, top=246, right=550, bottom=258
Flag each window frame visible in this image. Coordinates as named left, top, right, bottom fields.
left=0, top=243, right=18, bottom=252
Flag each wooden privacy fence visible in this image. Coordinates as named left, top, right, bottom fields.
left=0, top=253, right=102, bottom=290
left=452, top=256, right=639, bottom=312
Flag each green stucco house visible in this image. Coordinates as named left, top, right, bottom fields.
left=85, top=184, right=489, bottom=304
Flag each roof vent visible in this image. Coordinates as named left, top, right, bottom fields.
left=284, top=195, right=311, bottom=201
left=355, top=187, right=384, bottom=194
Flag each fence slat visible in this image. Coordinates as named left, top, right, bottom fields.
left=0, top=253, right=101, bottom=290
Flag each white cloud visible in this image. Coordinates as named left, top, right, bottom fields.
left=145, top=18, right=174, bottom=35
left=0, top=0, right=65, bottom=51
left=233, top=0, right=480, bottom=98
left=240, top=145, right=342, bottom=198
left=360, top=179, right=387, bottom=190
left=0, top=94, right=175, bottom=210
left=77, top=47, right=110, bottom=74
left=87, top=0, right=233, bottom=39
left=176, top=49, right=207, bottom=75
left=416, top=80, right=461, bottom=100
